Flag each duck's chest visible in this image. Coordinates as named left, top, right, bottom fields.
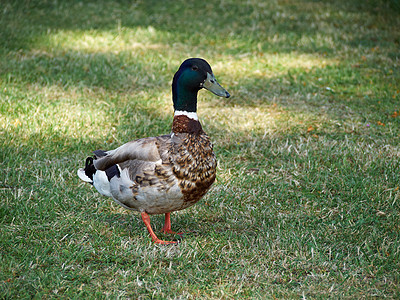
left=168, top=133, right=217, bottom=205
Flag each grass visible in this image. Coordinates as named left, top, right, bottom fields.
left=1, top=0, right=400, bottom=298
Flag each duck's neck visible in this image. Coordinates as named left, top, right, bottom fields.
left=172, top=74, right=200, bottom=112
left=172, top=111, right=203, bottom=134
left=172, top=74, right=202, bottom=134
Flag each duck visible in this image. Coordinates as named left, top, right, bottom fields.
left=77, top=58, right=230, bottom=244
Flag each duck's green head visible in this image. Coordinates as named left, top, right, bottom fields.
left=172, top=58, right=230, bottom=113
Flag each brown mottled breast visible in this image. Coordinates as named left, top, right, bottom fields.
left=161, top=115, right=217, bottom=209
left=172, top=115, right=203, bottom=134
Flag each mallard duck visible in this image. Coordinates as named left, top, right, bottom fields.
left=77, top=58, right=230, bottom=244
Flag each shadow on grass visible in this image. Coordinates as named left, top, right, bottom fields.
left=2, top=0, right=399, bottom=56
left=1, top=50, right=168, bottom=92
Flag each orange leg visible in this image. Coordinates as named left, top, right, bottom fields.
left=162, top=212, right=173, bottom=234
left=162, top=213, right=184, bottom=235
left=141, top=212, right=177, bottom=245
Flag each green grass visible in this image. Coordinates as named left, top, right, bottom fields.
left=1, top=0, right=400, bottom=298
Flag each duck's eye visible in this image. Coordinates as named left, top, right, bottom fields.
left=191, top=65, right=199, bottom=71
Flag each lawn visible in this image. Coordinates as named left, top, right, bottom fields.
left=1, top=0, right=400, bottom=298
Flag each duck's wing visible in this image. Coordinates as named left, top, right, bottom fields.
left=89, top=134, right=186, bottom=213
left=93, top=135, right=171, bottom=171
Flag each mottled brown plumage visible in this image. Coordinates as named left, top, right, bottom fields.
left=169, top=116, right=217, bottom=206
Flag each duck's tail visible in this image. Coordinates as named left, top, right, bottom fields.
left=77, top=151, right=120, bottom=198
left=77, top=157, right=96, bottom=184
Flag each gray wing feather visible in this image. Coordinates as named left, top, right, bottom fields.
left=93, top=136, right=170, bottom=171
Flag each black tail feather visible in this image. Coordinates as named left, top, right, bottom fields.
left=84, top=157, right=96, bottom=183
left=105, top=164, right=121, bottom=181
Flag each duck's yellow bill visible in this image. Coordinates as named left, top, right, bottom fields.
left=202, top=72, right=230, bottom=98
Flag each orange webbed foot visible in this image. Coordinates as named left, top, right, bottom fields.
left=152, top=238, right=179, bottom=245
